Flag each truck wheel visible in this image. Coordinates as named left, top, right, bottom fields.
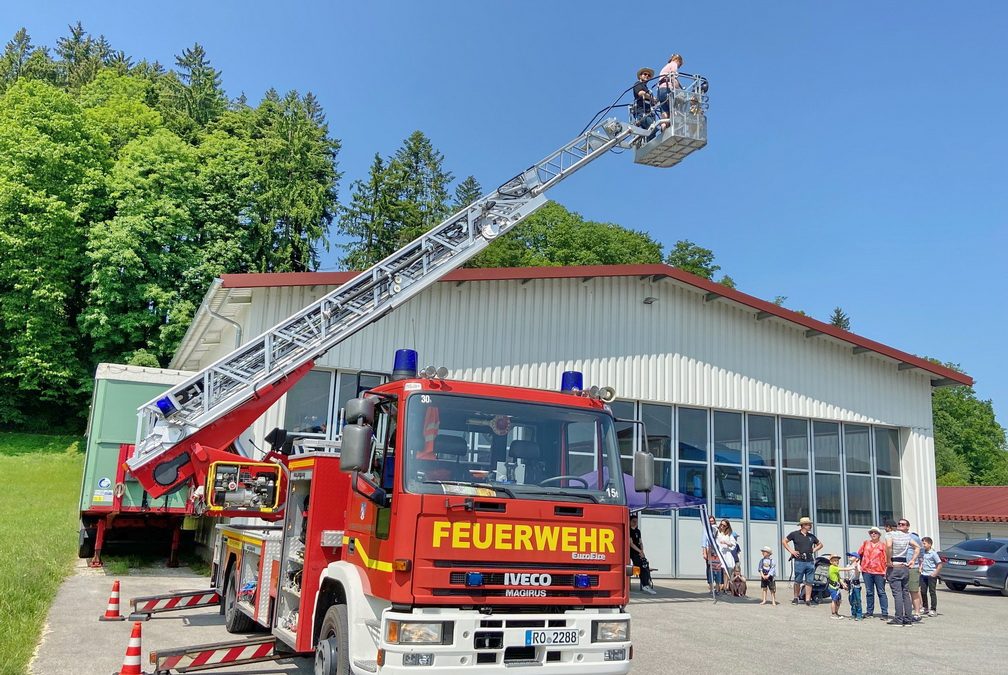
left=224, top=565, right=256, bottom=633
left=78, top=525, right=97, bottom=559
left=944, top=581, right=966, bottom=592
left=314, top=604, right=349, bottom=675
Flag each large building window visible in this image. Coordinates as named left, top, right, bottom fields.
left=678, top=407, right=708, bottom=517
left=781, top=418, right=810, bottom=523
left=642, top=403, right=673, bottom=489
left=284, top=369, right=334, bottom=436
left=875, top=427, right=901, bottom=477
left=713, top=411, right=743, bottom=520
left=874, top=427, right=901, bottom=523
left=813, top=422, right=841, bottom=524
left=747, top=414, right=776, bottom=467
left=846, top=474, right=873, bottom=525
left=844, top=424, right=871, bottom=475
left=749, top=468, right=777, bottom=521
left=782, top=417, right=809, bottom=470
left=813, top=421, right=841, bottom=473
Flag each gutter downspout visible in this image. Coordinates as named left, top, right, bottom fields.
left=207, top=288, right=243, bottom=350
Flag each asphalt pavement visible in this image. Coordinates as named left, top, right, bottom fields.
left=30, top=561, right=1008, bottom=673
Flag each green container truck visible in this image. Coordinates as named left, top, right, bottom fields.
left=79, top=363, right=193, bottom=566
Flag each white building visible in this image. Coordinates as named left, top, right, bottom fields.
left=171, top=264, right=970, bottom=578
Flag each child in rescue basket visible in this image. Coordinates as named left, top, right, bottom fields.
left=842, top=552, right=864, bottom=621
left=756, top=546, right=777, bottom=605
left=827, top=554, right=847, bottom=619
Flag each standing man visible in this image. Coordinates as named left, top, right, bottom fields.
left=782, top=516, right=823, bottom=606
left=886, top=517, right=921, bottom=626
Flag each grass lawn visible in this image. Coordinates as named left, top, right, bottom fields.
left=0, top=433, right=83, bottom=675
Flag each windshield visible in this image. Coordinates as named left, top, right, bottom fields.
left=403, top=392, right=626, bottom=505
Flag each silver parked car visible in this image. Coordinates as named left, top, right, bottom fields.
left=938, top=538, right=1008, bottom=596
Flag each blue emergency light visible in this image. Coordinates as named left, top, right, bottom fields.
left=392, top=348, right=418, bottom=380
left=465, top=572, right=485, bottom=587
left=155, top=395, right=179, bottom=417
left=560, top=371, right=583, bottom=392
left=573, top=574, right=591, bottom=588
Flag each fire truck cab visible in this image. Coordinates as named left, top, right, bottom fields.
left=209, top=359, right=642, bottom=674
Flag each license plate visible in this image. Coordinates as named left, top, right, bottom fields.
left=949, top=559, right=966, bottom=566
left=525, top=629, right=579, bottom=646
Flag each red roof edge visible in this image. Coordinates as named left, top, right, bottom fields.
left=220, top=264, right=972, bottom=387
left=937, top=486, right=1008, bottom=522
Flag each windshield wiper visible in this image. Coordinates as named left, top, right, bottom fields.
left=419, top=480, right=516, bottom=499
left=512, top=487, right=600, bottom=503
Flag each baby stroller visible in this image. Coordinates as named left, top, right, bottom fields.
left=809, top=555, right=832, bottom=603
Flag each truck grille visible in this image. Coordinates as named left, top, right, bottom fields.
left=449, top=572, right=599, bottom=587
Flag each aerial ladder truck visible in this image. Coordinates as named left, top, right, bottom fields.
left=124, top=70, right=708, bottom=675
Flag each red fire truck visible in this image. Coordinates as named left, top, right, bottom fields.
left=124, top=71, right=709, bottom=674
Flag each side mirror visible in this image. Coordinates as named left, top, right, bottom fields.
left=345, top=397, right=375, bottom=426
left=633, top=451, right=654, bottom=493
left=341, top=423, right=373, bottom=472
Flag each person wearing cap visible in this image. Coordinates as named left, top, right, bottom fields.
left=782, top=516, right=822, bottom=606
left=827, top=554, right=846, bottom=619
left=885, top=517, right=921, bottom=626
left=842, top=552, right=864, bottom=620
left=631, top=67, right=656, bottom=135
left=755, top=545, right=778, bottom=605
left=858, top=526, right=889, bottom=619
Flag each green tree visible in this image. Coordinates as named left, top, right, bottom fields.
left=54, top=22, right=105, bottom=90
left=468, top=201, right=663, bottom=268
left=829, top=306, right=851, bottom=330
left=79, top=70, right=162, bottom=156
left=80, top=128, right=200, bottom=363
left=0, top=80, right=109, bottom=425
left=452, top=175, right=483, bottom=210
left=665, top=239, right=720, bottom=279
left=932, top=366, right=1008, bottom=486
left=172, top=43, right=226, bottom=130
left=338, top=154, right=413, bottom=269
left=718, top=275, right=736, bottom=289
left=389, top=131, right=453, bottom=244
left=0, top=28, right=58, bottom=91
left=250, top=89, right=341, bottom=271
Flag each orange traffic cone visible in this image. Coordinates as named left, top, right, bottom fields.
left=114, top=621, right=144, bottom=675
left=100, top=579, right=126, bottom=621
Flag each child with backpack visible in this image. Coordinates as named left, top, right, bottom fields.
left=827, top=554, right=847, bottom=619
left=842, top=552, right=863, bottom=620
left=756, top=546, right=777, bottom=605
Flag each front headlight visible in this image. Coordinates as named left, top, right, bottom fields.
left=592, top=619, right=629, bottom=642
left=385, top=620, right=449, bottom=645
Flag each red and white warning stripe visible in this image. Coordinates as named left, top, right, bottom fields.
left=156, top=640, right=274, bottom=670
left=133, top=590, right=220, bottom=613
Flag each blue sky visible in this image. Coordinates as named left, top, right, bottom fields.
left=6, top=2, right=1006, bottom=426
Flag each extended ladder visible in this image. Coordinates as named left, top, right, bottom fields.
left=129, top=81, right=708, bottom=497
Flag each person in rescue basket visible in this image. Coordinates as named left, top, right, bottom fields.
left=631, top=67, right=656, bottom=137
left=782, top=516, right=823, bottom=606
left=629, top=514, right=656, bottom=594
left=756, top=546, right=777, bottom=605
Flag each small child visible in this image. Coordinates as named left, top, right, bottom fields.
left=841, top=552, right=863, bottom=620
left=756, top=546, right=777, bottom=605
left=920, top=537, right=943, bottom=616
left=827, top=553, right=845, bottom=619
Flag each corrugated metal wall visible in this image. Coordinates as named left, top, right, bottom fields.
left=189, top=274, right=940, bottom=553
left=228, top=276, right=935, bottom=429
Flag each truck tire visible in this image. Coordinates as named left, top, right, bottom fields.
left=314, top=604, right=349, bottom=675
left=224, top=565, right=256, bottom=633
left=78, top=524, right=97, bottom=559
